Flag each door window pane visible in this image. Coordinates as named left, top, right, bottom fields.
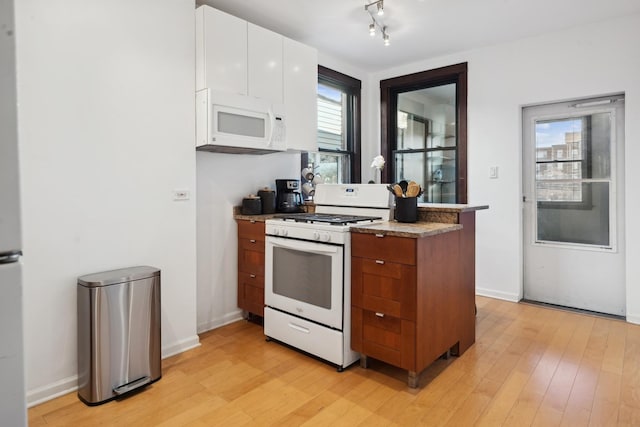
left=537, top=182, right=610, bottom=246
left=534, top=109, right=615, bottom=247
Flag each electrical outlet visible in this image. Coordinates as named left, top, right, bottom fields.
left=489, top=166, right=499, bottom=179
left=173, top=190, right=190, bottom=201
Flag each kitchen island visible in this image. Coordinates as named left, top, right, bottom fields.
left=349, top=203, right=487, bottom=387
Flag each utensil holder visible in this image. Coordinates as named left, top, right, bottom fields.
left=395, top=197, right=417, bottom=223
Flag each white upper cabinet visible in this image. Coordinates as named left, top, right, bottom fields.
left=195, top=5, right=318, bottom=152
left=248, top=23, right=283, bottom=104
left=195, top=6, right=247, bottom=94
left=283, top=37, right=318, bottom=152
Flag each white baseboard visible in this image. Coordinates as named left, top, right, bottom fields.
left=27, top=335, right=201, bottom=407
left=625, top=313, right=640, bottom=324
left=476, top=286, right=521, bottom=302
left=27, top=375, right=78, bottom=408
left=197, top=310, right=244, bottom=334
left=162, top=334, right=201, bottom=359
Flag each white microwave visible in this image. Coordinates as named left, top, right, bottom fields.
left=196, top=88, right=286, bottom=154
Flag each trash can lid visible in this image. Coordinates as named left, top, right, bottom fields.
left=77, top=265, right=160, bottom=288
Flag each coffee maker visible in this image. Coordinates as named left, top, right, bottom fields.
left=275, top=179, right=304, bottom=213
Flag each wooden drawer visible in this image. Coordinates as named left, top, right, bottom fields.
left=351, top=233, right=416, bottom=265
left=237, top=220, right=265, bottom=241
left=238, top=271, right=264, bottom=289
left=238, top=282, right=264, bottom=316
left=238, top=238, right=265, bottom=276
left=352, top=307, right=416, bottom=370
left=351, top=257, right=416, bottom=320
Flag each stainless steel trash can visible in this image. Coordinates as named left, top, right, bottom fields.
left=77, top=266, right=161, bottom=405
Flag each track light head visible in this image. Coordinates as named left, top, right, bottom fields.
left=365, top=0, right=390, bottom=46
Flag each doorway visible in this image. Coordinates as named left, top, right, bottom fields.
left=522, top=94, right=626, bottom=316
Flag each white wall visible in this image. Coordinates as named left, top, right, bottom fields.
left=15, top=0, right=198, bottom=405
left=368, top=14, right=640, bottom=319
left=196, top=152, right=299, bottom=331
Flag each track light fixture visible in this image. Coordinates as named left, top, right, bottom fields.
left=364, top=0, right=390, bottom=46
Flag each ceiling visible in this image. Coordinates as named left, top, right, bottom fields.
left=199, top=0, right=640, bottom=72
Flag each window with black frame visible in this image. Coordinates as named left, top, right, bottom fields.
left=301, top=66, right=361, bottom=196
left=380, top=63, right=467, bottom=203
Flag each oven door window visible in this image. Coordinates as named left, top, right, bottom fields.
left=265, top=236, right=344, bottom=329
left=272, top=247, right=332, bottom=309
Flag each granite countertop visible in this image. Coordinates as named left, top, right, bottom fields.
left=350, top=221, right=462, bottom=238
left=233, top=203, right=315, bottom=222
left=417, top=203, right=489, bottom=213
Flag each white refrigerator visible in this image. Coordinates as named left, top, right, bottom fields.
left=1, top=0, right=28, bottom=424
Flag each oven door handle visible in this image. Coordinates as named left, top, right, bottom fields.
left=267, top=236, right=339, bottom=255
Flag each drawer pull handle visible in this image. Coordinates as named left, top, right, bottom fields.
left=375, top=233, right=385, bottom=238
left=250, top=220, right=256, bottom=223
left=288, top=323, right=310, bottom=334
left=250, top=239, right=256, bottom=243
left=375, top=260, right=385, bottom=265
left=249, top=274, right=256, bottom=278
left=375, top=312, right=385, bottom=318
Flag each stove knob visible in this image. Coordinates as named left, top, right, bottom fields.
left=322, top=233, right=331, bottom=242
left=313, top=231, right=321, bottom=241
left=282, top=229, right=288, bottom=237
left=272, top=228, right=280, bottom=236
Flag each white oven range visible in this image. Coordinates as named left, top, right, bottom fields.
left=264, top=184, right=392, bottom=371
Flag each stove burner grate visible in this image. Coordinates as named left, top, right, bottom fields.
left=278, top=212, right=382, bottom=226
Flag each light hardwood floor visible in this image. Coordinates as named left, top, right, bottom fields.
left=29, top=296, right=640, bottom=426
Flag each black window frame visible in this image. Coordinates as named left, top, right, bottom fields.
left=380, top=62, right=468, bottom=203
left=302, top=65, right=362, bottom=184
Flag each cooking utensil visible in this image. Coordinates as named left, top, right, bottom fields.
left=392, top=184, right=404, bottom=198
left=406, top=181, right=421, bottom=197
left=398, top=180, right=408, bottom=196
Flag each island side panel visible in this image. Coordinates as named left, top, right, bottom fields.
left=457, top=211, right=476, bottom=354
left=415, top=230, right=463, bottom=371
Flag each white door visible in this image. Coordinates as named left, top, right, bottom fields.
left=522, top=95, right=625, bottom=316
left=0, top=0, right=27, bottom=424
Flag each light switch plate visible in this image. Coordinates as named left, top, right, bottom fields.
left=173, top=190, right=190, bottom=200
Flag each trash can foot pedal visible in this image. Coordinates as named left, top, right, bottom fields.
left=113, top=376, right=151, bottom=396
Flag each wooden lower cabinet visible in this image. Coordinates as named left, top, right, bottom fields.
left=237, top=219, right=265, bottom=317
left=351, top=230, right=471, bottom=388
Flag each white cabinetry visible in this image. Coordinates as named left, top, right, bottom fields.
left=283, top=38, right=318, bottom=152
left=195, top=5, right=318, bottom=152
left=248, top=23, right=283, bottom=104
left=195, top=6, right=247, bottom=94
